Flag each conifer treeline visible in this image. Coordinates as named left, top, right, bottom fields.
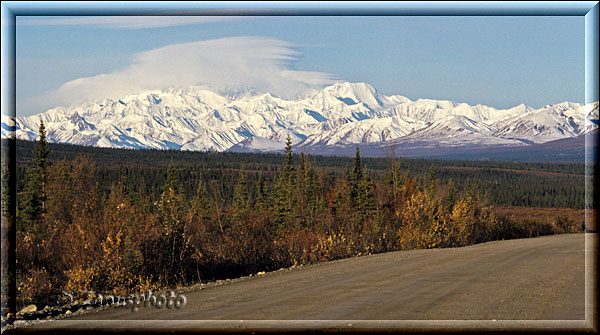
left=15, top=139, right=589, bottom=210
left=14, top=122, right=583, bottom=307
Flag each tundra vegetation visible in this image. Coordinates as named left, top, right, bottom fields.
left=10, top=121, right=586, bottom=308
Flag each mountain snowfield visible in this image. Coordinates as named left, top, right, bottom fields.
left=2, top=82, right=599, bottom=154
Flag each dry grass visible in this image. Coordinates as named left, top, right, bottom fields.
left=492, top=205, right=596, bottom=232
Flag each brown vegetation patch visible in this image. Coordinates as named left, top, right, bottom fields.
left=493, top=205, right=595, bottom=231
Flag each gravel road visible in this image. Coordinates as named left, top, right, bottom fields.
left=26, top=233, right=595, bottom=332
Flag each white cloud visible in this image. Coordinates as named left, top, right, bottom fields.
left=18, top=16, right=244, bottom=29
left=41, top=37, right=336, bottom=108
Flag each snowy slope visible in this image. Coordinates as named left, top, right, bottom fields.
left=493, top=102, right=593, bottom=143
left=3, top=82, right=597, bottom=153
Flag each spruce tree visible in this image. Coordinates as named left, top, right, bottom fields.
left=156, top=164, right=187, bottom=285
left=274, top=135, right=296, bottom=231
left=299, top=152, right=306, bottom=181
left=284, top=135, right=294, bottom=180
left=444, top=178, right=456, bottom=213
left=21, top=169, right=42, bottom=235
left=348, top=146, right=372, bottom=231
left=356, top=170, right=375, bottom=226
left=353, top=146, right=363, bottom=183
left=35, top=120, right=51, bottom=213
left=164, top=163, right=179, bottom=194
left=303, top=156, right=317, bottom=225
left=427, top=164, right=437, bottom=198
left=297, top=152, right=307, bottom=210
left=464, top=177, right=478, bottom=203
left=344, top=163, right=352, bottom=186
left=21, top=120, right=51, bottom=237
left=349, top=147, right=362, bottom=206
left=255, top=172, right=268, bottom=213
left=232, top=172, right=249, bottom=225
left=191, top=174, right=211, bottom=222
left=35, top=120, right=51, bottom=177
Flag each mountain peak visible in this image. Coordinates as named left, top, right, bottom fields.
left=323, top=82, right=382, bottom=109
left=328, top=81, right=376, bottom=90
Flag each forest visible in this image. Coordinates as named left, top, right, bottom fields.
left=6, top=121, right=589, bottom=308
left=14, top=137, right=591, bottom=210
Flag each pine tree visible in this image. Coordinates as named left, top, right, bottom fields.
left=350, top=147, right=362, bottom=206
left=284, top=135, right=294, bottom=180
left=303, top=156, right=317, bottom=225
left=299, top=152, right=306, bottom=181
left=191, top=173, right=211, bottom=221
left=273, top=135, right=296, bottom=232
left=255, top=172, right=268, bottom=213
left=332, top=178, right=351, bottom=231
left=35, top=120, right=51, bottom=196
left=232, top=172, right=249, bottom=225
left=34, top=120, right=51, bottom=215
left=390, top=156, right=401, bottom=218
left=21, top=120, right=51, bottom=239
left=296, top=152, right=307, bottom=222
left=427, top=164, right=437, bottom=199
left=347, top=146, right=373, bottom=231
left=353, top=146, right=363, bottom=185
left=156, top=164, right=188, bottom=285
left=444, top=178, right=456, bottom=213
left=21, top=169, right=42, bottom=235
left=164, top=163, right=179, bottom=194
left=356, top=170, right=375, bottom=227
left=464, top=177, right=478, bottom=203
left=344, top=163, right=352, bottom=185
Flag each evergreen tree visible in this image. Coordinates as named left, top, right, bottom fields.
left=296, top=152, right=307, bottom=222
left=35, top=120, right=51, bottom=214
left=350, top=147, right=362, bottom=204
left=427, top=164, right=437, bottom=198
left=273, top=135, right=296, bottom=231
left=347, top=146, right=374, bottom=230
left=332, top=178, right=351, bottom=231
left=464, top=177, right=478, bottom=203
left=303, top=156, right=318, bottom=225
left=299, top=152, right=306, bottom=181
left=444, top=178, right=456, bottom=213
left=284, top=135, right=294, bottom=180
left=21, top=169, right=42, bottom=235
left=232, top=172, right=249, bottom=225
left=255, top=172, right=268, bottom=213
left=344, top=163, right=352, bottom=185
left=353, top=146, right=363, bottom=185
left=156, top=164, right=188, bottom=285
left=21, top=120, right=51, bottom=238
left=164, top=163, right=179, bottom=194
left=191, top=173, right=211, bottom=221
left=356, top=169, right=375, bottom=226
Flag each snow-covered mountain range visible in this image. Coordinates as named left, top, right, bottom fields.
left=2, top=82, right=598, bottom=155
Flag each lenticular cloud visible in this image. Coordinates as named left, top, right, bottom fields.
left=48, top=36, right=336, bottom=108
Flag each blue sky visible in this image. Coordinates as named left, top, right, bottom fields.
left=16, top=15, right=584, bottom=116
